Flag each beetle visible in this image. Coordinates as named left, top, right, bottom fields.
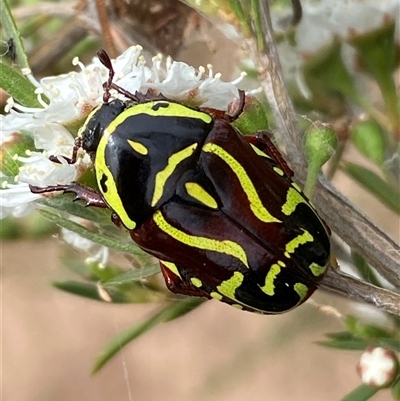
left=30, top=50, right=330, bottom=314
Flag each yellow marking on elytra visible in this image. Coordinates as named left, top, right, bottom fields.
left=128, top=139, right=148, bottom=155
left=260, top=263, right=281, bottom=296
left=95, top=128, right=136, bottom=230
left=106, top=101, right=212, bottom=133
left=281, top=187, right=307, bottom=216
left=153, top=210, right=249, bottom=268
left=232, top=304, right=244, bottom=310
left=152, top=143, right=198, bottom=207
left=278, top=260, right=286, bottom=267
left=250, top=144, right=271, bottom=159
left=292, top=182, right=302, bottom=193
left=309, top=262, right=327, bottom=277
left=185, top=182, right=218, bottom=209
left=273, top=167, right=284, bottom=176
left=217, top=271, right=244, bottom=300
left=190, top=277, right=203, bottom=288
left=161, top=260, right=182, bottom=279
left=285, top=230, right=314, bottom=254
left=210, top=292, right=223, bottom=300
left=203, top=143, right=281, bottom=224
left=294, top=283, right=308, bottom=300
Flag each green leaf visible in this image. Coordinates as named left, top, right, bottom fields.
left=351, top=251, right=382, bottom=288
left=38, top=209, right=145, bottom=257
left=53, top=280, right=130, bottom=303
left=0, top=133, right=35, bottom=182
left=0, top=0, right=30, bottom=70
left=104, top=264, right=161, bottom=286
left=37, top=195, right=113, bottom=226
left=302, top=39, right=361, bottom=104
left=317, top=338, right=368, bottom=351
left=0, top=62, right=42, bottom=107
left=325, top=331, right=360, bottom=341
left=348, top=20, right=398, bottom=127
left=226, top=0, right=252, bottom=37
left=351, top=120, right=386, bottom=166
left=343, top=163, right=400, bottom=214
left=341, top=384, right=380, bottom=401
left=392, top=375, right=400, bottom=400
left=92, top=298, right=204, bottom=373
left=378, top=338, right=400, bottom=353
left=345, top=315, right=394, bottom=340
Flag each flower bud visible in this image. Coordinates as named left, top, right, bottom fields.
left=356, top=347, right=399, bottom=388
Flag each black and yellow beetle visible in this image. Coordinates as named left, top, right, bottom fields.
left=31, top=50, right=330, bottom=314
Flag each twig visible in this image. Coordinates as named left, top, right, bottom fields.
left=322, top=268, right=400, bottom=316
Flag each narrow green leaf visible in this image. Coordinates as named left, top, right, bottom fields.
left=341, top=384, right=380, bottom=401
left=378, top=338, right=400, bottom=353
left=351, top=251, right=382, bottom=288
left=226, top=0, right=252, bottom=37
left=392, top=375, right=400, bottom=400
left=104, top=265, right=161, bottom=286
left=53, top=280, right=130, bottom=303
left=325, top=331, right=360, bottom=341
left=317, top=339, right=368, bottom=351
left=351, top=120, right=386, bottom=166
left=343, top=163, right=400, bottom=214
left=250, top=0, right=264, bottom=51
left=348, top=21, right=398, bottom=127
left=37, top=196, right=113, bottom=226
left=92, top=298, right=203, bottom=373
left=0, top=62, right=42, bottom=107
left=0, top=0, right=30, bottom=69
left=38, top=209, right=144, bottom=257
left=303, top=40, right=360, bottom=103
left=345, top=315, right=395, bottom=340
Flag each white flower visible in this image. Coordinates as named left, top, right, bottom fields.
left=356, top=347, right=399, bottom=388
left=1, top=45, right=244, bottom=219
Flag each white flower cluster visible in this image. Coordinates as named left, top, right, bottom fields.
left=0, top=45, right=244, bottom=219
left=275, top=0, right=399, bottom=86
left=296, top=0, right=399, bottom=54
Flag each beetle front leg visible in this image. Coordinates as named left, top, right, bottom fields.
left=48, top=137, right=83, bottom=165
left=29, top=182, right=107, bottom=208
left=245, top=131, right=294, bottom=177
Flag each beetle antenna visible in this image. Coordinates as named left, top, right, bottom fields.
left=97, top=49, right=141, bottom=103
left=97, top=49, right=114, bottom=103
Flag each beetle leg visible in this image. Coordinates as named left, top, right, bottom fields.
left=29, top=182, right=107, bottom=208
left=159, top=262, right=211, bottom=299
left=48, top=137, right=83, bottom=165
left=244, top=131, right=294, bottom=177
